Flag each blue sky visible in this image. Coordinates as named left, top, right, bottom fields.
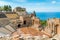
left=0, top=0, right=60, bottom=12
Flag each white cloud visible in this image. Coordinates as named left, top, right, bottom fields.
left=0, top=1, right=13, bottom=6
left=26, top=6, right=60, bottom=12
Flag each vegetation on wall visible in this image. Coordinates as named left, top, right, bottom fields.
left=40, top=20, right=47, bottom=27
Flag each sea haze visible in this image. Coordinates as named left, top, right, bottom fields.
left=36, top=12, right=60, bottom=20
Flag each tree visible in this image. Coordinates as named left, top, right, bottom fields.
left=0, top=6, right=3, bottom=11
left=8, top=5, right=12, bottom=11
left=0, top=7, right=2, bottom=11
left=3, top=5, right=12, bottom=11
left=33, top=11, right=36, bottom=16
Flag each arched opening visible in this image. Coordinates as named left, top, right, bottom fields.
left=17, top=24, right=21, bottom=28
left=55, top=24, right=59, bottom=27
left=54, top=24, right=59, bottom=34
left=23, top=20, right=26, bottom=25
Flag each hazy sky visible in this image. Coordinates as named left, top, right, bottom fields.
left=0, top=0, right=60, bottom=12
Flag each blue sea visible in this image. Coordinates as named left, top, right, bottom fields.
left=36, top=12, right=60, bottom=20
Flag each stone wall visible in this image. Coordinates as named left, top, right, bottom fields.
left=44, top=18, right=60, bottom=37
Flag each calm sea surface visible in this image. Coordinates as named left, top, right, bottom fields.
left=36, top=12, right=60, bottom=20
